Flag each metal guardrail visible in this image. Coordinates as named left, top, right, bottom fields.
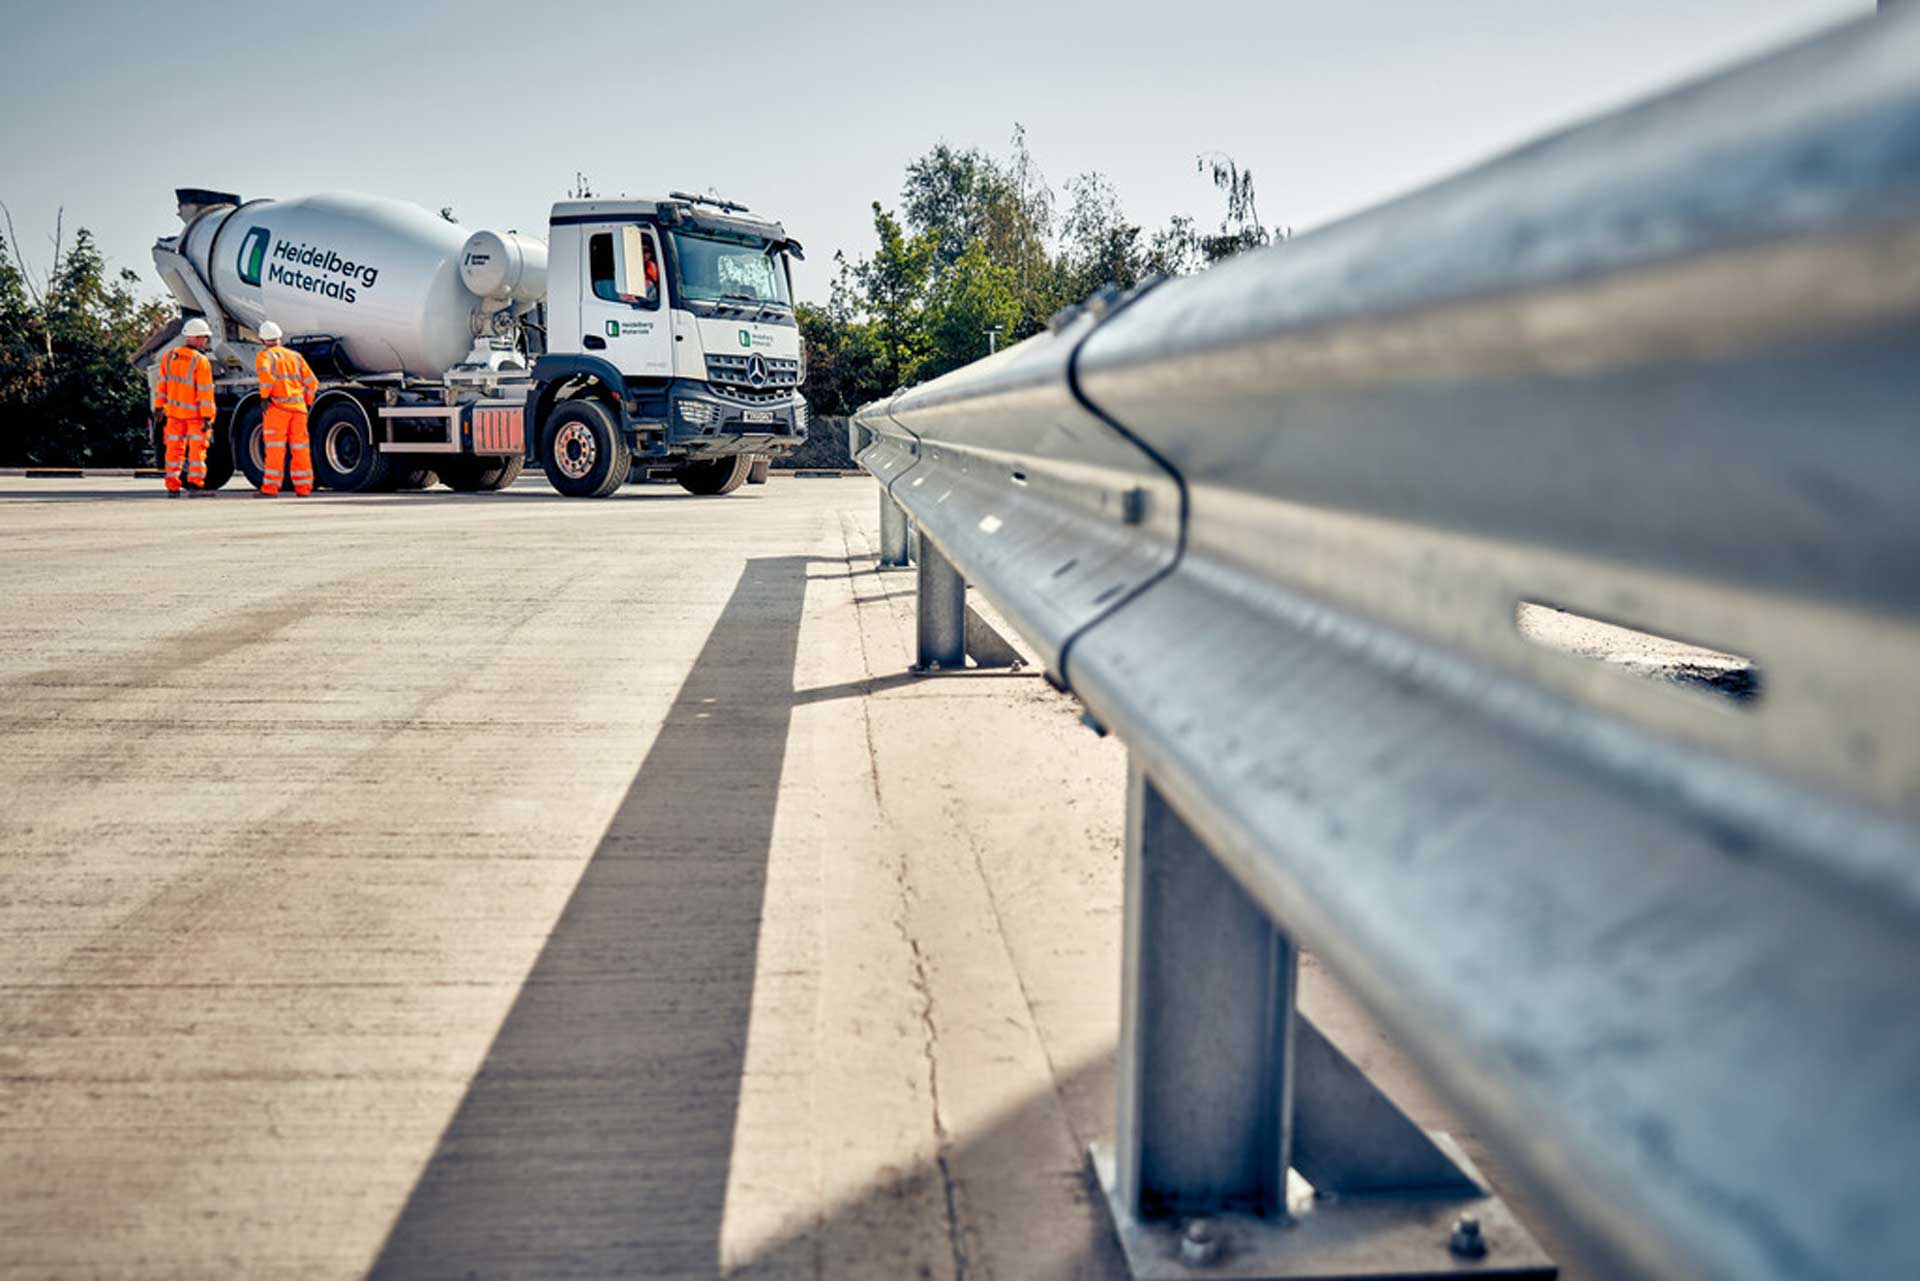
left=854, top=12, right=1920, bottom=1281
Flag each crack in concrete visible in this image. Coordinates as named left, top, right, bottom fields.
left=902, top=921, right=970, bottom=1281
left=843, top=510, right=971, bottom=1280
left=839, top=512, right=893, bottom=818
left=951, top=799, right=1079, bottom=1150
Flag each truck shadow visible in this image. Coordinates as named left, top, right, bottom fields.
left=368, top=555, right=811, bottom=1279
left=300, top=486, right=757, bottom=506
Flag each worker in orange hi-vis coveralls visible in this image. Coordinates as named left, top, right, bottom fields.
left=153, top=317, right=217, bottom=496
left=253, top=321, right=319, bottom=497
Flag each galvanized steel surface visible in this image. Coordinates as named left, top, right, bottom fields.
left=855, top=12, right=1920, bottom=1281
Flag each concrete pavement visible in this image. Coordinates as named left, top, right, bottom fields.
left=0, top=477, right=1569, bottom=1279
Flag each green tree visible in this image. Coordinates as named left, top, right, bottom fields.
left=851, top=202, right=937, bottom=392
left=924, top=239, right=1022, bottom=378
left=901, top=126, right=1058, bottom=340
left=799, top=129, right=1288, bottom=420
left=797, top=298, right=888, bottom=418
left=0, top=224, right=171, bottom=467
left=1058, top=172, right=1146, bottom=301
left=1142, top=214, right=1205, bottom=277
left=1194, top=153, right=1284, bottom=263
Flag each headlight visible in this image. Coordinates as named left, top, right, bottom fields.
left=679, top=400, right=715, bottom=426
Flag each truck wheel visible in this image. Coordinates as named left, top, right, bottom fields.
left=541, top=399, right=629, bottom=498
left=747, top=456, right=770, bottom=485
left=201, top=419, right=236, bottom=491
left=231, top=401, right=268, bottom=491
left=675, top=456, right=753, bottom=496
left=310, top=399, right=390, bottom=493
left=384, top=464, right=438, bottom=491
left=442, top=455, right=524, bottom=492
left=489, top=455, right=525, bottom=489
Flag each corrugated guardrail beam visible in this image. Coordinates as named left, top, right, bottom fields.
left=856, top=11, right=1920, bottom=1281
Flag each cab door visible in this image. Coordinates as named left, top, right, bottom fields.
left=578, top=223, right=673, bottom=377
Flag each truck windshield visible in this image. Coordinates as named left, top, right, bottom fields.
left=668, top=231, right=790, bottom=307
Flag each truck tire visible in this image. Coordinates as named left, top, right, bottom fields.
left=441, top=455, right=523, bottom=492
left=383, top=463, right=439, bottom=491
left=747, top=455, right=770, bottom=485
left=675, top=455, right=753, bottom=496
left=231, top=400, right=268, bottom=491
left=310, top=399, right=390, bottom=493
left=201, top=419, right=236, bottom=490
left=541, top=399, right=629, bottom=498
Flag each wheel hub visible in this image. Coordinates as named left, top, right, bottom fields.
left=555, top=422, right=597, bottom=479
left=325, top=422, right=363, bottom=474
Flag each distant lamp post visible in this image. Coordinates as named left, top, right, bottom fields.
left=987, top=325, right=1004, bottom=354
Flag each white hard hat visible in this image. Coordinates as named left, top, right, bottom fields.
left=258, top=321, right=283, bottom=342
left=181, top=317, right=212, bottom=339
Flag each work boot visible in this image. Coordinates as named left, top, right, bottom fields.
left=256, top=490, right=277, bottom=499
left=167, top=489, right=183, bottom=499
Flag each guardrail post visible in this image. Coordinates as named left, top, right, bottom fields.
left=914, top=538, right=966, bottom=670
left=878, top=487, right=910, bottom=568
left=1111, top=760, right=1295, bottom=1221
left=1093, top=757, right=1550, bottom=1278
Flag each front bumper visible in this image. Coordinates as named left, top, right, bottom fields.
left=632, top=381, right=805, bottom=458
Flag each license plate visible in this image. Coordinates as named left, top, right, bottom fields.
left=743, top=410, right=774, bottom=424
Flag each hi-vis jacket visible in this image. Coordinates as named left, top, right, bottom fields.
left=152, top=346, right=215, bottom=422
left=256, top=346, right=319, bottom=412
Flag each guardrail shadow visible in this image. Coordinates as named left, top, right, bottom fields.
left=369, top=555, right=812, bottom=1279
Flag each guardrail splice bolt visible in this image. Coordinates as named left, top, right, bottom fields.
left=1449, top=1214, right=1487, bottom=1258
left=1181, top=1218, right=1222, bottom=1267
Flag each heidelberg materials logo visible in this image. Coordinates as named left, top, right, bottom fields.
left=606, top=320, right=621, bottom=338
left=738, top=329, right=752, bottom=349
left=237, top=227, right=270, bottom=286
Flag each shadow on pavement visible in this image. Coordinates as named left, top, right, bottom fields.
left=790, top=669, right=1043, bottom=707
left=369, top=555, right=811, bottom=1279
left=738, top=1054, right=1127, bottom=1281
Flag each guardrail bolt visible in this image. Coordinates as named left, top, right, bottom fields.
left=1121, top=487, right=1149, bottom=525
left=1449, top=1214, right=1487, bottom=1259
left=1180, top=1218, right=1222, bottom=1267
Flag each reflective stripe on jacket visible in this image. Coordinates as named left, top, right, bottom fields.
left=153, top=346, right=215, bottom=421
left=256, top=346, right=318, bottom=411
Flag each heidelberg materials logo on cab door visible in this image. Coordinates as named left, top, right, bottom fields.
left=237, top=227, right=271, bottom=286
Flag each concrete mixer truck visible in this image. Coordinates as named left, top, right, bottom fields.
left=144, top=187, right=807, bottom=496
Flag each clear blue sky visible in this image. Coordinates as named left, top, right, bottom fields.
left=0, top=0, right=1870, bottom=305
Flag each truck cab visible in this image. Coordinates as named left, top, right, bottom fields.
left=533, top=194, right=807, bottom=495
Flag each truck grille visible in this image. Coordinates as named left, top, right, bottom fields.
left=706, top=353, right=800, bottom=396
left=713, top=384, right=793, bottom=406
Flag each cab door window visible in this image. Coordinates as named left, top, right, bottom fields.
left=588, top=225, right=660, bottom=308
